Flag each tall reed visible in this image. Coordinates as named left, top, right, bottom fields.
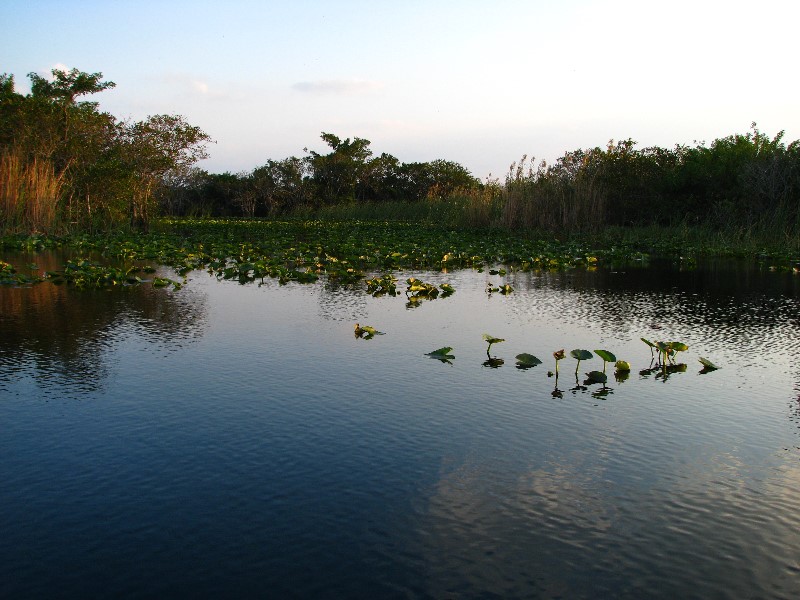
left=500, top=156, right=606, bottom=233
left=0, top=148, right=66, bottom=234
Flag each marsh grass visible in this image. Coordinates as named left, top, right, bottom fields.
left=308, top=190, right=505, bottom=229
left=589, top=223, right=800, bottom=257
left=500, top=156, right=606, bottom=233
left=1, top=149, right=66, bottom=235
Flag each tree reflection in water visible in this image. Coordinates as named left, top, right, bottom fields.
left=0, top=252, right=207, bottom=395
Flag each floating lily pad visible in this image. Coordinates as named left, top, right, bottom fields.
left=426, top=346, right=454, bottom=358
left=354, top=323, right=384, bottom=339
left=426, top=346, right=455, bottom=364
left=698, top=356, right=719, bottom=371
left=515, top=353, right=542, bottom=368
left=585, top=370, right=608, bottom=384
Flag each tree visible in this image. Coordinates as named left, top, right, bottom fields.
left=1, top=67, right=212, bottom=232
left=28, top=69, right=117, bottom=154
left=2, top=69, right=120, bottom=231
left=120, top=114, right=212, bottom=228
left=357, top=152, right=403, bottom=201
left=424, top=159, right=479, bottom=198
left=158, top=168, right=211, bottom=216
left=306, top=132, right=372, bottom=204
left=249, top=157, right=312, bottom=214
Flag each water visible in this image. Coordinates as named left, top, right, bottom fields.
left=2, top=258, right=799, bottom=598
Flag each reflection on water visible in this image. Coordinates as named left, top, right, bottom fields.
left=1, top=257, right=799, bottom=598
left=317, top=280, right=370, bottom=323
left=0, top=251, right=206, bottom=398
left=501, top=260, right=800, bottom=357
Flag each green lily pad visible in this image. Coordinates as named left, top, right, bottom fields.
left=585, top=370, right=608, bottom=384
left=426, top=346, right=454, bottom=358
left=698, top=357, right=719, bottom=370
left=515, top=353, right=542, bottom=367
left=594, top=349, right=616, bottom=363
left=570, top=349, right=593, bottom=361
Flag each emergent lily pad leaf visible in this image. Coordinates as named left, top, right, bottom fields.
left=570, top=349, right=593, bottom=374
left=483, top=334, right=505, bottom=356
left=594, top=349, right=616, bottom=363
left=570, top=349, right=593, bottom=361
left=594, top=349, right=616, bottom=372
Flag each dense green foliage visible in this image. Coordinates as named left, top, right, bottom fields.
left=498, top=126, right=800, bottom=237
left=2, top=67, right=798, bottom=247
left=160, top=125, right=800, bottom=247
left=1, top=68, right=211, bottom=233
left=0, top=218, right=631, bottom=290
left=2, top=216, right=797, bottom=294
left=160, top=133, right=479, bottom=217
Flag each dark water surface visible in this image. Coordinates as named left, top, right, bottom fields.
left=2, top=258, right=799, bottom=599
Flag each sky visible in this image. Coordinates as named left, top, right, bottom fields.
left=2, top=0, right=799, bottom=180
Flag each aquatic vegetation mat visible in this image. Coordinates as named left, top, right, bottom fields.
left=0, top=218, right=630, bottom=290
left=2, top=218, right=797, bottom=291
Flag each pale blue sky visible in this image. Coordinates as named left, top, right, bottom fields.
left=2, top=0, right=798, bottom=179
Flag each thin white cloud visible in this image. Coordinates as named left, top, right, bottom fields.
left=35, top=63, right=71, bottom=80
left=193, top=80, right=210, bottom=94
left=155, top=73, right=232, bottom=101
left=292, top=79, right=382, bottom=95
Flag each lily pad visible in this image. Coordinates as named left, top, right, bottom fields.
left=594, top=349, right=616, bottom=363
left=585, top=370, right=608, bottom=384
left=698, top=356, right=719, bottom=370
left=354, top=323, right=384, bottom=338
left=426, top=346, right=454, bottom=358
left=426, top=347, right=455, bottom=364
left=515, top=353, right=542, bottom=368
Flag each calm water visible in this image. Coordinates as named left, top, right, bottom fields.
left=2, top=257, right=799, bottom=598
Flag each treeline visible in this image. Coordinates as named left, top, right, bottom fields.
left=160, top=133, right=478, bottom=217
left=493, top=126, right=800, bottom=235
left=2, top=66, right=799, bottom=239
left=164, top=124, right=800, bottom=239
left=1, top=68, right=210, bottom=233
